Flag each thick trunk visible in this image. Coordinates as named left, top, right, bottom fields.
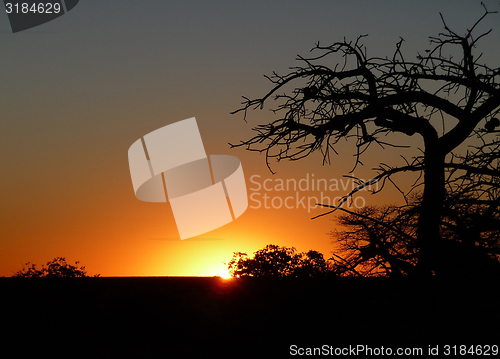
left=416, top=143, right=445, bottom=276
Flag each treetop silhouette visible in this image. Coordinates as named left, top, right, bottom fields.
left=13, top=257, right=98, bottom=278
left=227, top=244, right=333, bottom=278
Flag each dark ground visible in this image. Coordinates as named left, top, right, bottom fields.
left=1, top=277, right=499, bottom=358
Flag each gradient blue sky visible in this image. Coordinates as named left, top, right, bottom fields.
left=1, top=1, right=499, bottom=276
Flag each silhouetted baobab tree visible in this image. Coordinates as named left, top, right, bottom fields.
left=232, top=7, right=500, bottom=277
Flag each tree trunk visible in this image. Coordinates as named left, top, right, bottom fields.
left=416, top=141, right=445, bottom=277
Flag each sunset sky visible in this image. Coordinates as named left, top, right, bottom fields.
left=2, top=0, right=500, bottom=277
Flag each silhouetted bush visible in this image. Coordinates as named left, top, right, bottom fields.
left=13, top=257, right=99, bottom=278
left=227, top=244, right=335, bottom=278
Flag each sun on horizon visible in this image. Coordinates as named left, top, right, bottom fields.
left=216, top=268, right=232, bottom=279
